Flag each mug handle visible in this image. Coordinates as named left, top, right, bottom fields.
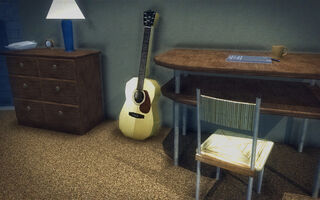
left=282, top=47, right=288, bottom=56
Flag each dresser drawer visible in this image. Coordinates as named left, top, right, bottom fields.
left=6, top=56, right=38, bottom=76
left=9, top=76, right=41, bottom=100
left=44, top=103, right=81, bottom=132
left=41, top=80, right=78, bottom=105
left=14, top=99, right=44, bottom=126
left=39, top=58, right=76, bottom=80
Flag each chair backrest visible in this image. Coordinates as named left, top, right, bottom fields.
left=199, top=94, right=257, bottom=132
left=196, top=88, right=261, bottom=170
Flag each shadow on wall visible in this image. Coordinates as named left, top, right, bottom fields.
left=174, top=43, right=267, bottom=51
left=0, top=20, right=8, bottom=49
left=0, top=20, right=13, bottom=107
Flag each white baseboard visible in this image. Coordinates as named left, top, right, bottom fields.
left=0, top=106, right=15, bottom=110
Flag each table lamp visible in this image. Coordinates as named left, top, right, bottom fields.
left=46, top=0, right=85, bottom=52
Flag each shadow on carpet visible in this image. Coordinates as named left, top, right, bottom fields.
left=162, top=129, right=320, bottom=200
left=0, top=111, right=215, bottom=200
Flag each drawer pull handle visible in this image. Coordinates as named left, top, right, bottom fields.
left=19, top=62, right=24, bottom=68
left=55, top=86, right=60, bottom=92
left=26, top=106, right=31, bottom=112
left=23, top=83, right=28, bottom=89
left=52, top=64, right=57, bottom=70
left=58, top=110, right=63, bottom=116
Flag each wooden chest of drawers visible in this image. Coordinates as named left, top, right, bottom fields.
left=2, top=48, right=104, bottom=134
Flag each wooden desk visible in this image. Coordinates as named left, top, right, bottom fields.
left=155, top=49, right=320, bottom=79
left=154, top=48, right=320, bottom=165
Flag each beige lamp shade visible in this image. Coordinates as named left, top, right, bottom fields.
left=46, top=0, right=85, bottom=19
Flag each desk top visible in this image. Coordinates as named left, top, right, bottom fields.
left=154, top=49, right=320, bottom=79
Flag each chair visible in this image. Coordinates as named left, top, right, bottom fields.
left=195, top=89, right=274, bottom=200
left=312, top=158, right=320, bottom=198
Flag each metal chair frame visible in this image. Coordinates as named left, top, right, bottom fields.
left=313, top=158, right=320, bottom=198
left=195, top=89, right=264, bottom=200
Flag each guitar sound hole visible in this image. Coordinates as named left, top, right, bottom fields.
left=134, top=90, right=144, bottom=104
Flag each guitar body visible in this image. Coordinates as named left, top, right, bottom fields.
left=119, top=77, right=161, bottom=140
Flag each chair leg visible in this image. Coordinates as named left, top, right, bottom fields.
left=247, top=177, right=254, bottom=200
left=216, top=167, right=221, bottom=181
left=312, top=160, right=320, bottom=198
left=196, top=160, right=201, bottom=200
left=257, top=167, right=264, bottom=194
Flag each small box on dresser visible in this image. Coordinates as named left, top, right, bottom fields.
left=2, top=48, right=104, bottom=134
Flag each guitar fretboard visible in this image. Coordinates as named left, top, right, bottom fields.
left=137, top=27, right=151, bottom=91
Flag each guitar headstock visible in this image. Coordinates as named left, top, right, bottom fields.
left=143, top=10, right=159, bottom=27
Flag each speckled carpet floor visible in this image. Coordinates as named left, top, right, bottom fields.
left=282, top=192, right=316, bottom=200
left=0, top=110, right=319, bottom=200
left=163, top=126, right=320, bottom=200
left=0, top=111, right=214, bottom=200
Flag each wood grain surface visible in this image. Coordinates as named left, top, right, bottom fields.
left=6, top=56, right=38, bottom=76
left=2, top=48, right=100, bottom=59
left=38, top=58, right=76, bottom=80
left=154, top=49, right=320, bottom=79
left=3, top=49, right=104, bottom=134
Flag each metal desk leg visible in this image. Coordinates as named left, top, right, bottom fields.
left=182, top=105, right=187, bottom=136
left=174, top=70, right=181, bottom=166
left=299, top=80, right=316, bottom=153
left=298, top=118, right=309, bottom=153
left=312, top=159, right=320, bottom=198
left=310, top=80, right=316, bottom=86
left=182, top=72, right=188, bottom=136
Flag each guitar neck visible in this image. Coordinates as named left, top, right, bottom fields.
left=137, top=26, right=154, bottom=91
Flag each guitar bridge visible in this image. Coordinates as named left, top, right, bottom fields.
left=129, top=112, right=145, bottom=119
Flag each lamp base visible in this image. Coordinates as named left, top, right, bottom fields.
left=61, top=19, right=74, bottom=52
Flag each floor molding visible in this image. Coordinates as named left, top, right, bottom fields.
left=0, top=106, right=14, bottom=110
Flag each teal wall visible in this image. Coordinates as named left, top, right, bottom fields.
left=17, top=0, right=320, bottom=147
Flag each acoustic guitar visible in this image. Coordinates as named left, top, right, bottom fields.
left=119, top=10, right=160, bottom=140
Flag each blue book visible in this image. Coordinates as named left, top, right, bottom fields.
left=226, top=55, right=272, bottom=64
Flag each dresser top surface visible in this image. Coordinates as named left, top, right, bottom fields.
left=1, top=48, right=100, bottom=59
